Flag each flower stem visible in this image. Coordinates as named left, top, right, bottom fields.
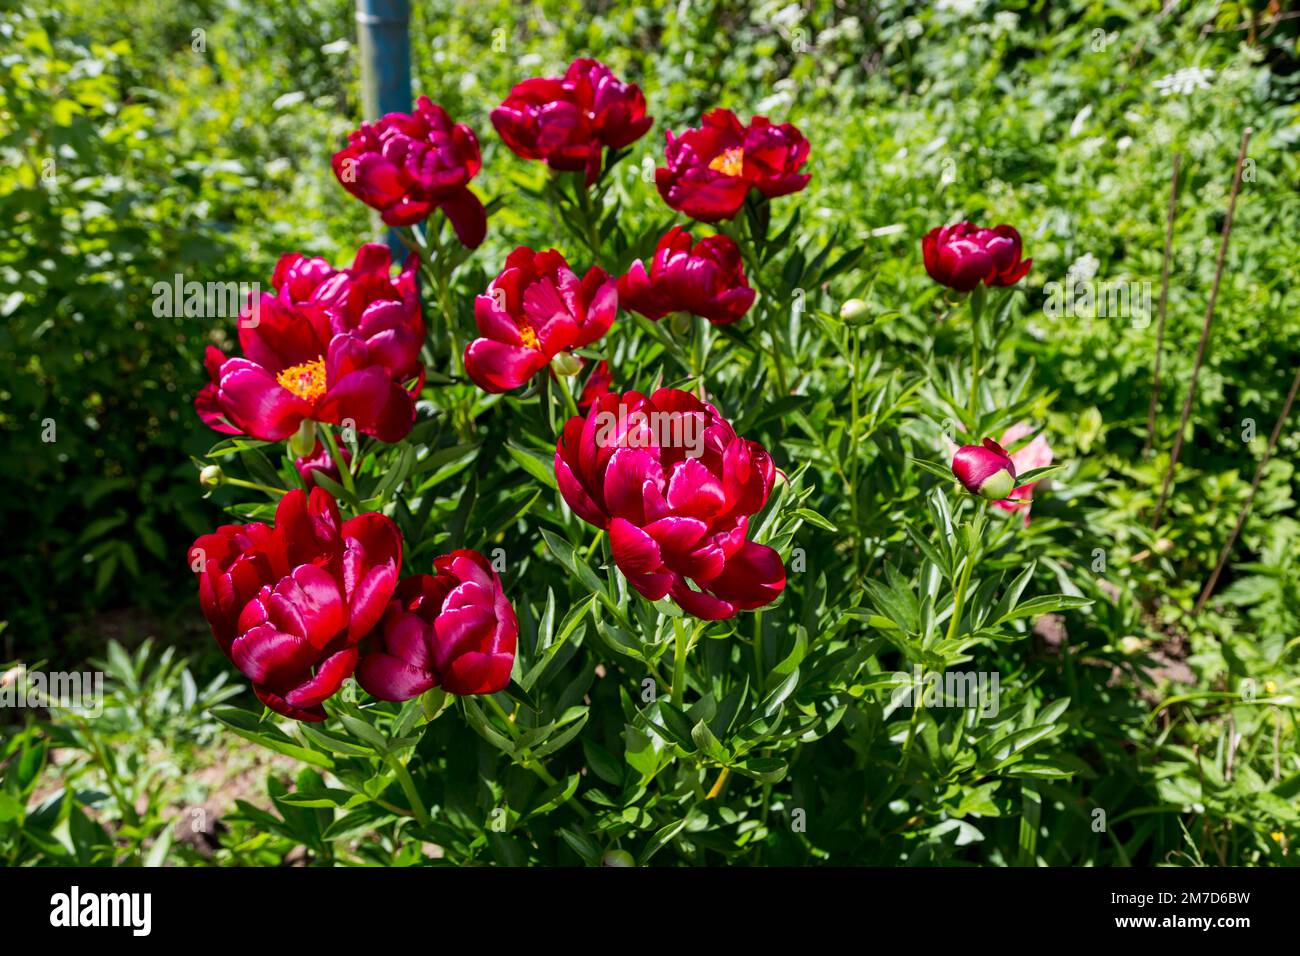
left=968, top=336, right=980, bottom=424
left=426, top=219, right=462, bottom=376
left=486, top=695, right=590, bottom=819
left=945, top=508, right=983, bottom=646
left=385, top=752, right=431, bottom=828
left=671, top=618, right=703, bottom=707
left=554, top=371, right=581, bottom=421
left=222, top=476, right=288, bottom=498
left=319, top=426, right=356, bottom=496
left=848, top=324, right=862, bottom=573
left=573, top=179, right=604, bottom=265
left=945, top=548, right=976, bottom=646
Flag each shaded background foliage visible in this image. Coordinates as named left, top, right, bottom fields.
left=1, top=0, right=1298, bottom=866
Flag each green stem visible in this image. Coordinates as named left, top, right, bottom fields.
left=582, top=529, right=605, bottom=563
left=386, top=752, right=431, bottom=827
left=573, top=180, right=604, bottom=264
left=426, top=221, right=461, bottom=376
left=222, top=476, right=288, bottom=498
left=903, top=512, right=981, bottom=777
left=771, top=325, right=791, bottom=394
left=554, top=371, right=581, bottom=421
left=967, top=289, right=984, bottom=427
left=319, top=426, right=356, bottom=497
left=486, top=695, right=590, bottom=819
left=900, top=684, right=925, bottom=776
left=719, top=218, right=789, bottom=394
left=944, top=512, right=982, bottom=647
left=690, top=314, right=706, bottom=394
left=967, top=329, right=980, bottom=425
left=76, top=715, right=139, bottom=829
left=672, top=618, right=703, bottom=707
left=848, top=324, right=862, bottom=573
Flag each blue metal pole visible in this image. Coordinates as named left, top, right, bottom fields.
left=356, top=0, right=412, bottom=259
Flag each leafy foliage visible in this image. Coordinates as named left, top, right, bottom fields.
left=2, top=0, right=1297, bottom=866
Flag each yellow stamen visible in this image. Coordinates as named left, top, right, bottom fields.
left=518, top=324, right=541, bottom=351
left=708, top=146, right=745, bottom=178
left=276, top=357, right=327, bottom=402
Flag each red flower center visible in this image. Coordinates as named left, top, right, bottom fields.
left=277, top=357, right=327, bottom=402
left=708, top=147, right=745, bottom=178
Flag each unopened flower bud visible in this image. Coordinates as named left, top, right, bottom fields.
left=1154, top=538, right=1174, bottom=555
left=288, top=419, right=317, bottom=458
left=951, top=438, right=1017, bottom=500
left=601, top=849, right=636, bottom=867
left=669, top=311, right=692, bottom=336
left=199, top=464, right=225, bottom=489
left=839, top=298, right=870, bottom=324
left=1119, top=636, right=1145, bottom=656
left=550, top=351, right=583, bottom=377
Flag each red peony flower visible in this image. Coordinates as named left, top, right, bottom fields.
left=188, top=488, right=401, bottom=721
left=951, top=438, right=1018, bottom=500
left=491, top=58, right=652, bottom=186
left=196, top=244, right=424, bottom=444
left=463, top=246, right=617, bottom=393
left=356, top=550, right=518, bottom=700
left=294, top=440, right=351, bottom=489
left=331, top=97, right=486, bottom=245
left=555, top=388, right=785, bottom=620
left=618, top=226, right=756, bottom=325
left=655, top=109, right=810, bottom=223
left=921, top=222, right=1032, bottom=292
left=578, top=359, right=614, bottom=410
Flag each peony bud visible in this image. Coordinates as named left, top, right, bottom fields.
left=1119, top=636, right=1145, bottom=656
left=199, top=464, right=224, bottom=489
left=839, top=298, right=870, bottom=324
left=951, top=438, right=1017, bottom=500
left=288, top=419, right=317, bottom=458
left=669, top=311, right=693, bottom=336
left=601, top=849, right=636, bottom=867
left=550, top=351, right=583, bottom=377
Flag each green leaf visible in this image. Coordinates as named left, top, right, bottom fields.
left=909, top=457, right=956, bottom=482
left=691, top=719, right=730, bottom=762
left=506, top=441, right=558, bottom=491
left=732, top=756, right=788, bottom=784
left=212, top=706, right=334, bottom=769
left=461, top=698, right=515, bottom=753
left=994, top=595, right=1092, bottom=625
left=791, top=507, right=838, bottom=532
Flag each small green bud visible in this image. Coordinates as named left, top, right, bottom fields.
left=601, top=849, right=636, bottom=867
left=1119, top=636, right=1145, bottom=656
left=199, top=464, right=225, bottom=489
left=288, top=419, right=317, bottom=458
left=839, top=298, right=870, bottom=324
left=669, top=311, right=693, bottom=336
left=550, top=351, right=583, bottom=377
